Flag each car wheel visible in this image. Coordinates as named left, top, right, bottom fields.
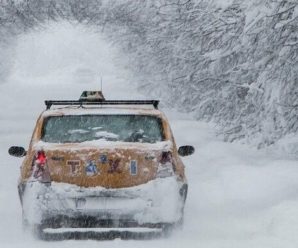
left=174, top=215, right=184, bottom=230
left=161, top=214, right=184, bottom=238
left=21, top=210, right=29, bottom=232
left=161, top=223, right=175, bottom=238
left=32, top=224, right=44, bottom=240
left=22, top=219, right=29, bottom=233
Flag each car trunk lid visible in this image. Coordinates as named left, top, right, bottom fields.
left=31, top=141, right=172, bottom=188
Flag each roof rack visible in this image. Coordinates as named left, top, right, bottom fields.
left=45, top=100, right=159, bottom=110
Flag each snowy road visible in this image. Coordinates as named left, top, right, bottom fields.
left=0, top=22, right=298, bottom=248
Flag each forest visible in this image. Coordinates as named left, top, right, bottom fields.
left=0, top=0, right=297, bottom=151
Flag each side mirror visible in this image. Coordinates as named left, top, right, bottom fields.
left=178, top=145, right=195, bottom=157
left=8, top=146, right=27, bottom=157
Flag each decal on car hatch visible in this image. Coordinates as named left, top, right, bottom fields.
left=145, top=154, right=155, bottom=161
left=108, top=158, right=121, bottom=173
left=99, top=154, right=107, bottom=164
left=67, top=160, right=81, bottom=176
left=51, top=156, right=64, bottom=161
left=85, top=160, right=98, bottom=176
left=130, top=160, right=138, bottom=175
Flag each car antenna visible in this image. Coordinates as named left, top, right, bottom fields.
left=100, top=76, right=103, bottom=93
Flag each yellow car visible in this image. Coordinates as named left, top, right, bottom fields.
left=9, top=92, right=194, bottom=239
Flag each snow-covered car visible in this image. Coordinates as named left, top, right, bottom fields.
left=8, top=92, right=194, bottom=239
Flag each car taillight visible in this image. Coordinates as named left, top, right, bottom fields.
left=156, top=151, right=175, bottom=178
left=160, top=151, right=172, bottom=164
left=32, top=150, right=51, bottom=183
left=35, top=150, right=46, bottom=165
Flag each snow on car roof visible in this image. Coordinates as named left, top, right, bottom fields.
left=41, top=105, right=165, bottom=118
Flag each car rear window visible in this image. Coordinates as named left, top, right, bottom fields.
left=41, top=115, right=165, bottom=143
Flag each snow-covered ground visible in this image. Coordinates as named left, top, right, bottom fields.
left=0, top=22, right=298, bottom=248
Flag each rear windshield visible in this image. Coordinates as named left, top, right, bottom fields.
left=41, top=115, right=165, bottom=143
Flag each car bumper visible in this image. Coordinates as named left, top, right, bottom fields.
left=21, top=177, right=187, bottom=227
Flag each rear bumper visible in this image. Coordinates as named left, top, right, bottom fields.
left=21, top=177, right=187, bottom=227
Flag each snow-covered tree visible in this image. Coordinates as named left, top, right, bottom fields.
left=0, top=0, right=297, bottom=148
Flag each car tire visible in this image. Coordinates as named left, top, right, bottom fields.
left=21, top=209, right=30, bottom=232
left=32, top=224, right=44, bottom=240
left=174, top=215, right=184, bottom=230
left=161, top=215, right=184, bottom=238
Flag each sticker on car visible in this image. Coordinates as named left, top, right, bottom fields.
left=51, top=156, right=64, bottom=161
left=85, top=160, right=98, bottom=176
left=108, top=158, right=121, bottom=173
left=67, top=160, right=81, bottom=175
left=130, top=160, right=138, bottom=175
left=99, top=154, right=107, bottom=164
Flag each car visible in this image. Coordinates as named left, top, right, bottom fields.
left=8, top=91, right=195, bottom=239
